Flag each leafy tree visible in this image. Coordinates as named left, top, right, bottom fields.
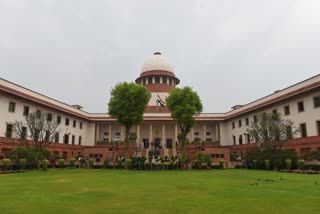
left=247, top=112, right=298, bottom=149
left=108, top=82, right=151, bottom=157
left=13, top=111, right=60, bottom=150
left=166, top=86, right=203, bottom=151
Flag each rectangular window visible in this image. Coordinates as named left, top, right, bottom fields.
left=238, top=120, right=242, bottom=127
left=55, top=132, right=59, bottom=143
left=298, top=101, right=304, bottom=112
left=116, top=132, right=120, bottom=136
left=163, top=77, right=167, bottom=84
left=36, top=110, right=41, bottom=118
left=245, top=118, right=249, bottom=126
left=64, top=134, right=69, bottom=144
left=21, top=127, right=27, bottom=140
left=73, top=120, right=76, bottom=128
left=45, top=131, right=50, bottom=142
left=72, top=135, right=75, bottom=145
left=155, top=76, right=160, bottom=83
left=143, top=79, right=146, bottom=85
left=57, top=116, right=61, bottom=124
left=194, top=132, right=199, bottom=136
left=233, top=135, right=236, bottom=145
left=284, top=105, right=290, bottom=116
left=79, top=136, right=82, bottom=145
left=232, top=122, right=235, bottom=129
left=80, top=122, right=83, bottom=129
left=23, top=106, right=29, bottom=116
left=206, top=132, right=211, bottom=136
left=316, top=121, right=320, bottom=136
left=286, top=125, right=293, bottom=139
left=8, top=102, right=15, bottom=113
left=104, top=132, right=109, bottom=136
left=246, top=134, right=250, bottom=144
left=47, top=113, right=52, bottom=121
left=253, top=115, right=257, bottom=123
left=239, top=135, right=243, bottom=145
left=148, top=77, right=152, bottom=84
left=6, top=124, right=13, bottom=138
left=314, top=96, right=320, bottom=108
left=169, top=79, right=172, bottom=85
left=65, top=118, right=69, bottom=126
left=300, top=123, right=307, bottom=137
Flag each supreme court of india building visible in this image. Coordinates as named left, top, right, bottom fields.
left=1, top=52, right=320, bottom=164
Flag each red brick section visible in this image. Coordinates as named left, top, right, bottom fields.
left=144, top=84, right=174, bottom=93
left=146, top=106, right=170, bottom=113
left=227, top=136, right=320, bottom=157
left=0, top=137, right=83, bottom=161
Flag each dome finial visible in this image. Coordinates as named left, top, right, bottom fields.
left=154, top=52, right=161, bottom=55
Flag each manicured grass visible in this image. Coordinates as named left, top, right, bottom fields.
left=0, top=169, right=319, bottom=214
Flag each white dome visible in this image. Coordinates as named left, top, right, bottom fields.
left=141, top=52, right=174, bottom=74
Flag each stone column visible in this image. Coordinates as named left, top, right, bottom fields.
left=216, top=123, right=220, bottom=141
left=191, top=128, right=194, bottom=142
left=162, top=123, right=166, bottom=148
left=108, top=124, right=112, bottom=142
left=174, top=124, right=178, bottom=148
left=137, top=125, right=141, bottom=143
left=203, top=124, right=207, bottom=142
left=149, top=124, right=153, bottom=142
left=121, top=126, right=125, bottom=141
left=95, top=124, right=100, bottom=144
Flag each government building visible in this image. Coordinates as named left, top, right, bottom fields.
left=1, top=52, right=320, bottom=166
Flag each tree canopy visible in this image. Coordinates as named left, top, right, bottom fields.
left=108, top=82, right=151, bottom=145
left=247, top=112, right=298, bottom=149
left=166, top=86, right=203, bottom=150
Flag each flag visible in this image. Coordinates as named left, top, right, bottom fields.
left=157, top=95, right=166, bottom=107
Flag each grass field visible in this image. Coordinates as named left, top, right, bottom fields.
left=0, top=169, right=319, bottom=214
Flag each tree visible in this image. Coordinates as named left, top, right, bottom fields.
left=13, top=111, right=60, bottom=150
left=108, top=82, right=151, bottom=157
left=247, top=112, right=298, bottom=149
left=166, top=86, right=203, bottom=151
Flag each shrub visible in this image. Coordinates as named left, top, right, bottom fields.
left=178, top=153, right=189, bottom=165
left=298, top=159, right=305, bottom=169
left=303, top=164, right=320, bottom=171
left=2, top=159, right=12, bottom=170
left=42, top=159, right=49, bottom=171
left=58, top=159, right=65, bottom=168
left=235, top=165, right=243, bottom=169
left=69, top=158, right=76, bottom=167
left=19, top=159, right=27, bottom=170
left=104, top=159, right=109, bottom=168
left=219, top=160, right=224, bottom=169
left=117, top=158, right=123, bottom=167
left=126, top=158, right=132, bottom=169
left=88, top=159, right=94, bottom=168
left=285, top=159, right=292, bottom=170
left=265, top=160, right=270, bottom=170
left=253, top=160, right=257, bottom=169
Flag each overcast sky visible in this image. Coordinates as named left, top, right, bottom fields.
left=1, top=0, right=320, bottom=113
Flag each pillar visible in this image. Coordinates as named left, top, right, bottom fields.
left=137, top=125, right=141, bottom=143
left=162, top=123, right=166, bottom=148
left=149, top=124, right=153, bottom=142
left=203, top=124, right=207, bottom=142
left=108, top=124, right=112, bottom=142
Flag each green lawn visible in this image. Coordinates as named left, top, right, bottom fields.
left=0, top=169, right=319, bottom=214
